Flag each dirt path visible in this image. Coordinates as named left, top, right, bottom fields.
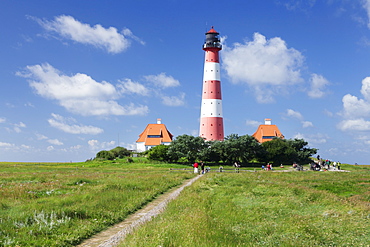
left=77, top=174, right=202, bottom=247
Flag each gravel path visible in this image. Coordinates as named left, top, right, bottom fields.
left=77, top=174, right=202, bottom=247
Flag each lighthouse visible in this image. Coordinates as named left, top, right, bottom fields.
left=199, top=27, right=224, bottom=141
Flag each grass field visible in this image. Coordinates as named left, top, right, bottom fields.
left=122, top=164, right=370, bottom=246
left=0, top=160, right=195, bottom=246
left=0, top=161, right=369, bottom=246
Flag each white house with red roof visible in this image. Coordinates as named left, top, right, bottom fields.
left=136, top=119, right=173, bottom=152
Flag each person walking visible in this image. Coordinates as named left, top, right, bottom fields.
left=193, top=162, right=199, bottom=174
left=200, top=161, right=205, bottom=174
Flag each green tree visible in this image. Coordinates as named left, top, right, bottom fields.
left=110, top=146, right=131, bottom=159
left=199, top=140, right=223, bottom=163
left=287, top=138, right=317, bottom=164
left=167, top=134, right=207, bottom=163
left=261, top=138, right=317, bottom=165
left=96, top=150, right=115, bottom=160
left=147, top=145, right=170, bottom=162
left=221, top=134, right=262, bottom=164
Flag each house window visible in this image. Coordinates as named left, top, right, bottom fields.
left=148, top=135, right=161, bottom=138
left=262, top=136, right=276, bottom=139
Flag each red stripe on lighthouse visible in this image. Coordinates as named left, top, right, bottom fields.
left=204, top=48, right=220, bottom=63
left=202, top=80, right=222, bottom=99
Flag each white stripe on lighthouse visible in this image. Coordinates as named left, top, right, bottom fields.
left=203, top=62, right=220, bottom=81
left=200, top=99, right=223, bottom=117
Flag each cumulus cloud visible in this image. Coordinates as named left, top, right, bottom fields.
left=17, top=63, right=148, bottom=116
left=341, top=77, right=370, bottom=119
left=338, top=118, right=370, bottom=131
left=308, top=73, right=330, bottom=98
left=223, top=32, right=304, bottom=103
left=144, top=73, right=180, bottom=88
left=161, top=93, right=185, bottom=106
left=34, top=15, right=138, bottom=53
left=338, top=77, right=370, bottom=132
left=118, top=79, right=149, bottom=96
left=48, top=113, right=104, bottom=135
left=285, top=109, right=313, bottom=128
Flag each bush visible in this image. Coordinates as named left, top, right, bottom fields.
left=96, top=150, right=115, bottom=160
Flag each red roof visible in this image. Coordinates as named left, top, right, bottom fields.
left=252, top=124, right=284, bottom=143
left=136, top=123, right=173, bottom=146
left=207, top=26, right=218, bottom=34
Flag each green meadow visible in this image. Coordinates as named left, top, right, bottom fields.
left=0, top=160, right=195, bottom=246
left=0, top=161, right=369, bottom=246
left=122, top=164, right=370, bottom=247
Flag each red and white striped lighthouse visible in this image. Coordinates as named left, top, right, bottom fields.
left=199, top=27, right=224, bottom=141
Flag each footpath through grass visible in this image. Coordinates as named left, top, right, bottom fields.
left=0, top=161, right=195, bottom=246
left=122, top=166, right=370, bottom=246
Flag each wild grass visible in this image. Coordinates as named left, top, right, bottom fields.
left=122, top=167, right=370, bottom=246
left=0, top=161, right=195, bottom=246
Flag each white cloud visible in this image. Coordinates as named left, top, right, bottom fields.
left=36, top=133, right=48, bottom=140
left=294, top=132, right=327, bottom=145
left=340, top=78, right=370, bottom=119
left=47, top=146, right=54, bottom=151
left=362, top=0, right=370, bottom=29
left=21, top=144, right=31, bottom=149
left=338, top=77, right=370, bottom=132
left=0, top=118, right=5, bottom=123
left=34, top=15, right=135, bottom=53
left=286, top=109, right=303, bottom=120
left=286, top=109, right=314, bottom=128
left=281, top=0, right=317, bottom=11
left=245, top=120, right=261, bottom=127
left=337, top=118, right=370, bottom=131
left=144, top=73, right=180, bottom=88
left=161, top=93, right=185, bottom=106
left=13, top=122, right=26, bottom=133
left=88, top=139, right=99, bottom=148
left=360, top=76, right=370, bottom=101
left=0, top=142, right=14, bottom=148
left=122, top=28, right=145, bottom=45
left=341, top=94, right=370, bottom=119
left=17, top=63, right=149, bottom=116
left=87, top=139, right=115, bottom=150
left=223, top=32, right=304, bottom=103
left=118, top=79, right=149, bottom=96
left=48, top=113, right=104, bottom=135
left=308, top=73, right=330, bottom=98
left=302, top=121, right=314, bottom=128
left=70, top=145, right=82, bottom=150
left=47, top=139, right=64, bottom=145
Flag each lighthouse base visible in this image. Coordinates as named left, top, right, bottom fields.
left=200, top=117, right=224, bottom=141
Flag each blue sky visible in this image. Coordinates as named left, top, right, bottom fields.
left=1, top=0, right=370, bottom=164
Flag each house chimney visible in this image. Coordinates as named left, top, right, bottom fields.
left=265, top=118, right=271, bottom=125
left=157, top=118, right=162, bottom=124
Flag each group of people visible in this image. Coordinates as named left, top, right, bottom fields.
left=261, top=163, right=273, bottom=171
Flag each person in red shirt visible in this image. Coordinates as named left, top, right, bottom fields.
left=193, top=162, right=199, bottom=174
